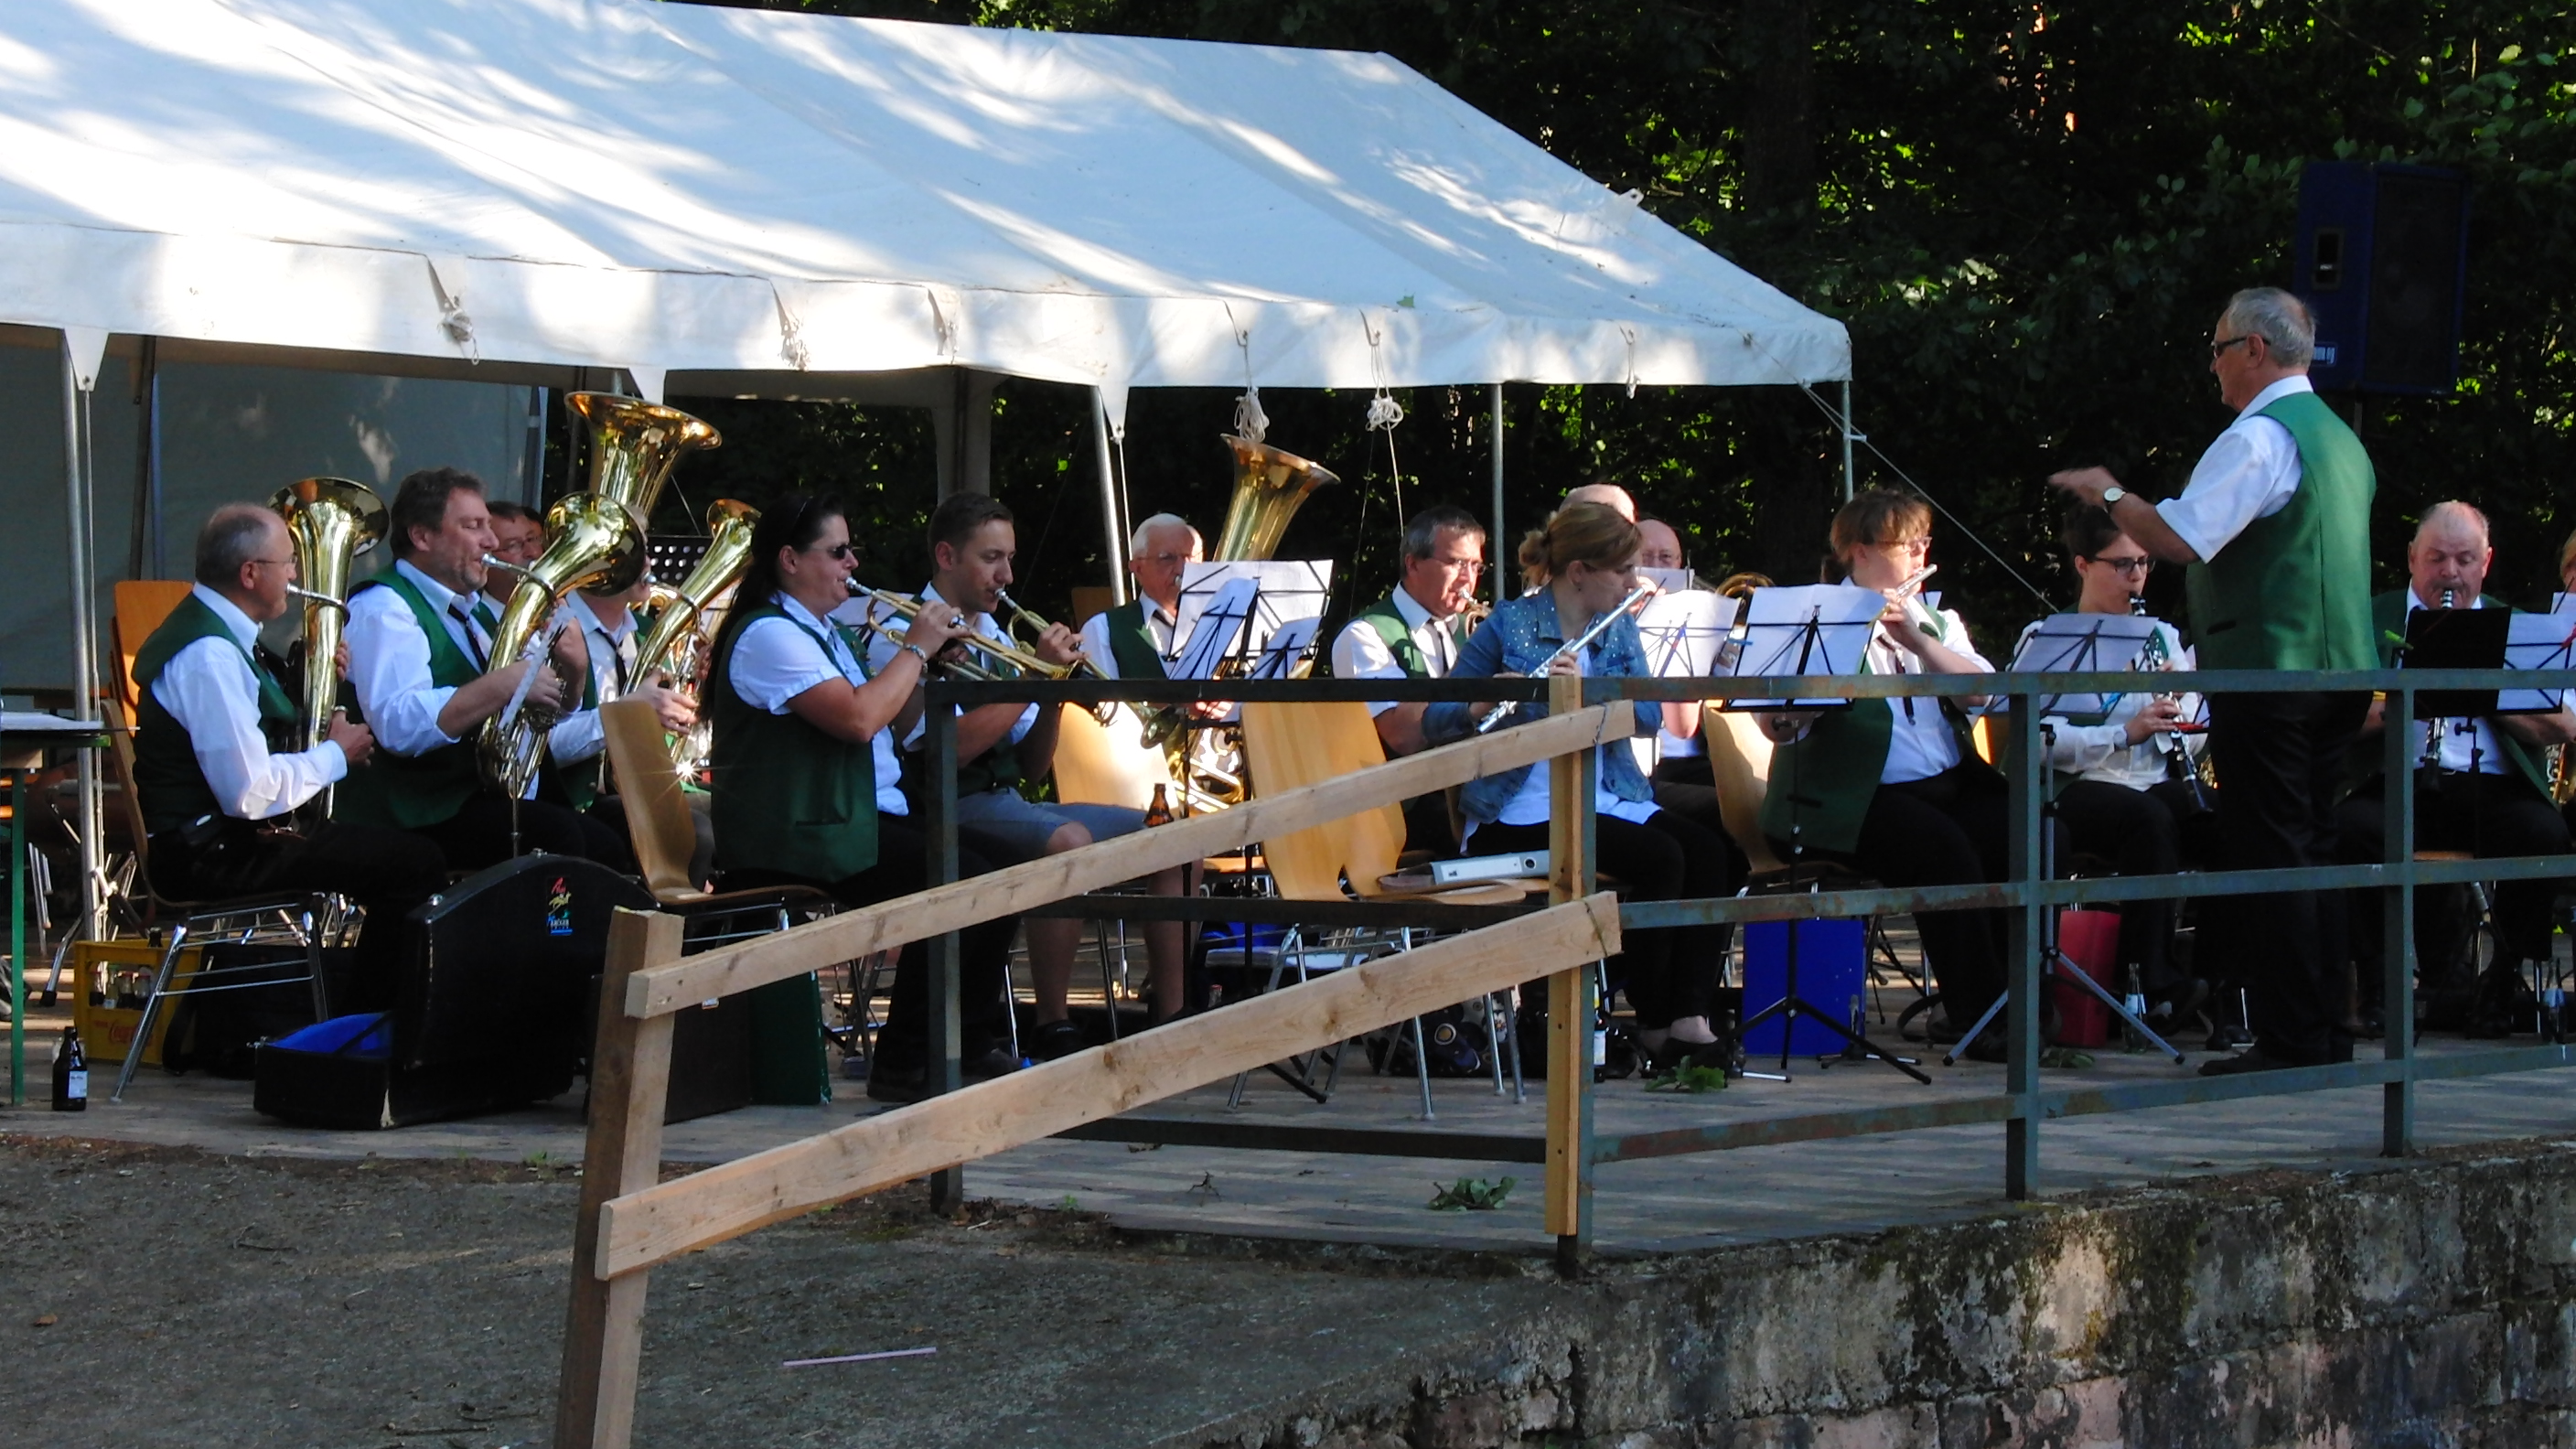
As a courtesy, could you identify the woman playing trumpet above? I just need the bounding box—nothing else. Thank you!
[1425,502,1738,1072]
[1757,489,2010,1058]
[703,495,1032,1103]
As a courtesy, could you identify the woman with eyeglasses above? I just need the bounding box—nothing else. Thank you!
[2009,502,2214,1025]
[1757,489,2010,1058]
[1424,502,1737,1074]
[703,495,1029,1104]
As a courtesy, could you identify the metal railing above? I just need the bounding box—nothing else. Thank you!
[918,663,2576,1258]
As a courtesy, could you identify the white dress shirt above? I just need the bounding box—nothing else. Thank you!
[545,591,638,768]
[148,585,348,821]
[1873,607,1993,785]
[2157,375,2314,564]
[1079,596,1181,681]
[732,591,908,814]
[2404,592,2508,774]
[2014,616,2207,788]
[345,558,494,758]
[851,584,1039,752]
[1329,584,1459,717]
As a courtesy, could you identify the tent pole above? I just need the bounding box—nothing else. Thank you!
[1092,390,1128,607]
[1841,378,1857,502]
[59,336,103,946]
[1488,382,1506,605]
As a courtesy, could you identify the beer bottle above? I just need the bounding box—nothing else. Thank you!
[51,1026,87,1112]
[1143,783,1174,829]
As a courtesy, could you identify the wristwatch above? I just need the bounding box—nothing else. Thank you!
[2099,484,2127,507]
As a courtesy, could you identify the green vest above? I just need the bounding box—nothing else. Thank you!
[1351,592,1443,678]
[2356,589,2551,800]
[333,570,493,830]
[1100,598,1171,681]
[2184,389,2377,671]
[538,643,603,814]
[897,594,1021,800]
[1756,615,1990,855]
[708,603,880,882]
[130,593,302,835]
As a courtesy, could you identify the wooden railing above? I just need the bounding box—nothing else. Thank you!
[553,679,1626,1449]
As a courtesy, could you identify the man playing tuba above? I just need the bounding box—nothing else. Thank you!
[132,505,447,1007]
[338,468,626,870]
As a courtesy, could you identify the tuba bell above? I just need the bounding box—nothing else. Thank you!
[1213,435,1338,563]
[271,477,387,821]
[477,491,649,800]
[565,392,722,531]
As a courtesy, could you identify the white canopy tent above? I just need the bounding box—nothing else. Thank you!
[0,0,1851,934]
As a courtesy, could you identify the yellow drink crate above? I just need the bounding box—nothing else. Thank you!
[68,939,205,1067]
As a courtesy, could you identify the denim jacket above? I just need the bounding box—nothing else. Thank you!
[1422,589,1662,826]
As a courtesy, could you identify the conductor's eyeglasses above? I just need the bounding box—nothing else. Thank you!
[2088,553,2153,574]
[2209,334,2254,360]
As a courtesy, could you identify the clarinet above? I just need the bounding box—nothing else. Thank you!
[2130,595,2195,785]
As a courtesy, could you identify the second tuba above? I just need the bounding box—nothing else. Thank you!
[634,499,760,774]
[271,477,386,821]
[478,492,649,800]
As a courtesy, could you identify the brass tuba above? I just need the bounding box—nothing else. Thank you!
[1213,435,1338,563]
[478,493,649,798]
[271,477,387,821]
[634,499,759,773]
[566,392,722,526]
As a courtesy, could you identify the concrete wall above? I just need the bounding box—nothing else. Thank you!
[1174,1143,2576,1448]
[0,338,537,692]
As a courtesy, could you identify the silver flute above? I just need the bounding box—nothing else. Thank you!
[1475,584,1656,733]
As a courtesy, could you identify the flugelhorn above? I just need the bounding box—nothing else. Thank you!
[271,477,386,823]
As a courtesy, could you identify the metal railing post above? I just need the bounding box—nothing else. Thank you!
[1543,672,1596,1275]
[926,696,966,1211]
[2004,692,2043,1199]
[2382,683,2417,1157]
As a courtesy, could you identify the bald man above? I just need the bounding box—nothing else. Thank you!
[1637,517,1685,571]
[2334,501,2576,1037]
[1564,482,1637,521]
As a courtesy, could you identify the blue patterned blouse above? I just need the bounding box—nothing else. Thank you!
[1422,589,1663,826]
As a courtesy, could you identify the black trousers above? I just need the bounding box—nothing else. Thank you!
[1475,808,1736,1030]
[2338,769,2571,972]
[411,792,633,875]
[726,817,1025,1072]
[1777,765,2012,1032]
[1399,793,1458,859]
[1651,754,1748,955]
[2205,690,2369,1063]
[2052,779,2184,993]
[151,820,448,1014]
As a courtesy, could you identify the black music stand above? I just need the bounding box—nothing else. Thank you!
[1722,594,1929,1082]
[2402,605,2511,720]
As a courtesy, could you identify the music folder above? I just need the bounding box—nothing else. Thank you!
[2401,605,2512,718]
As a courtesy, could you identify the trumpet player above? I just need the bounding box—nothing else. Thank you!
[1757,489,2010,1059]
[868,492,1191,1057]
[2334,502,2576,1036]
[339,468,623,870]
[1425,502,1734,1073]
[2011,503,2212,1025]
[1330,503,1487,853]
[132,505,445,1007]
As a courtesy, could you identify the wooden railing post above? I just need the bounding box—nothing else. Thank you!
[555,908,683,1449]
[1543,672,1596,1276]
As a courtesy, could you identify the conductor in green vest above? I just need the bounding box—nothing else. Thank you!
[1327,502,1489,854]
[339,468,627,870]
[131,504,447,1007]
[2050,286,2377,1075]
[2334,502,2575,1036]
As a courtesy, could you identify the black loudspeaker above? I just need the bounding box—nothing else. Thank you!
[2296,161,2469,394]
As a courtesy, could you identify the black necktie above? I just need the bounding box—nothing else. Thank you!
[448,604,489,671]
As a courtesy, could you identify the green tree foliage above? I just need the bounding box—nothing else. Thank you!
[663,1,2576,635]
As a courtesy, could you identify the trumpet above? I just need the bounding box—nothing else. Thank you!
[993,587,1125,727]
[1475,584,1655,733]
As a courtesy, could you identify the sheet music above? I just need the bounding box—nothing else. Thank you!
[1637,590,1738,678]
[1171,577,1258,680]
[1637,565,1699,596]
[2501,610,2576,714]
[1246,616,1322,680]
[1720,584,1884,709]
[2008,614,2159,724]
[1175,561,1332,671]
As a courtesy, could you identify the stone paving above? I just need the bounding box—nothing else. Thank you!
[9,983,2571,1258]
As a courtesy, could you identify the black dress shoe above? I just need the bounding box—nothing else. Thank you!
[2198,1046,2306,1077]
[864,1064,929,1104]
[961,1046,1023,1080]
[1028,1018,1088,1061]
[1960,1029,2009,1064]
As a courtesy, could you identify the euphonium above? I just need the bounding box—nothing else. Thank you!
[1214,435,1338,563]
[634,500,760,774]
[271,477,386,821]
[477,493,648,798]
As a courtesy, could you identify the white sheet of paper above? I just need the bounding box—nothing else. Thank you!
[1637,590,1738,678]
[1722,584,1884,709]
[1171,576,1258,680]
[1247,616,1322,680]
[1637,565,1698,596]
[2501,610,2576,714]
[2010,613,2160,724]
[1175,560,1333,673]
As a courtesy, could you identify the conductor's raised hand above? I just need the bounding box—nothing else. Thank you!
[2046,467,2123,510]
